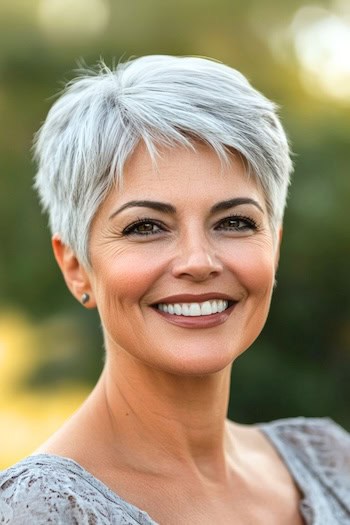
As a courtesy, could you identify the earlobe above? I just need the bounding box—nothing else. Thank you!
[51,235,96,308]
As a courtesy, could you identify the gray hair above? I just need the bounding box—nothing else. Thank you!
[34,55,293,267]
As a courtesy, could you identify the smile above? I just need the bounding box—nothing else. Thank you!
[156,300,231,317]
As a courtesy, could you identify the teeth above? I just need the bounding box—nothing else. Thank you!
[189,303,201,316]
[156,300,230,317]
[200,301,212,315]
[174,304,182,315]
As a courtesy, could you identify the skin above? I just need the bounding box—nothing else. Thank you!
[41,142,304,524]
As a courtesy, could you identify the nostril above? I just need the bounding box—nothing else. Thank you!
[171,252,223,281]
[173,267,221,282]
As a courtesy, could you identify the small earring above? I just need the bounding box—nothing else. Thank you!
[81,292,90,305]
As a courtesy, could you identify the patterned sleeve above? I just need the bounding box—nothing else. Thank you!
[305,418,350,502]
[271,417,350,513]
[0,462,141,525]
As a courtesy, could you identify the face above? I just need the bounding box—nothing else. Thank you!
[86,142,281,376]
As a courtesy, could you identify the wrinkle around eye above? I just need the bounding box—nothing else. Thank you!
[241,231,276,250]
[92,226,170,261]
[92,236,134,262]
[92,227,130,253]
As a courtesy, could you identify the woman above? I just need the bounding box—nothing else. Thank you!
[0,55,349,524]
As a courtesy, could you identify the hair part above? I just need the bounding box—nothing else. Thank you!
[33,55,293,267]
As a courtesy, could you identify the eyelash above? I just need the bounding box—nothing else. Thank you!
[122,215,259,236]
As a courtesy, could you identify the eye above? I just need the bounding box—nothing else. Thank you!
[122,218,166,236]
[215,215,258,232]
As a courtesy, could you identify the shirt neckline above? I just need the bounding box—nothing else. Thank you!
[15,420,314,525]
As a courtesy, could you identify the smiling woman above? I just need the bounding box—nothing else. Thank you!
[0,56,349,525]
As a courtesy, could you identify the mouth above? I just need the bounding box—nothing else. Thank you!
[155,299,234,317]
[150,294,237,328]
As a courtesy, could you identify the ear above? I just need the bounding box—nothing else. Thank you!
[274,226,283,271]
[52,234,96,308]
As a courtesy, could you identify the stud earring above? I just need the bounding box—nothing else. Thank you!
[81,292,90,305]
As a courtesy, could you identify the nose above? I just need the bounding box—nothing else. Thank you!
[171,232,223,282]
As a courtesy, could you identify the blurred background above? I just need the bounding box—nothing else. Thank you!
[1,0,349,469]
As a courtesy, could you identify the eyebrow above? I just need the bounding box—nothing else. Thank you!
[210,197,264,214]
[109,200,176,219]
[109,197,264,219]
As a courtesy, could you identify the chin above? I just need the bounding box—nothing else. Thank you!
[147,343,243,377]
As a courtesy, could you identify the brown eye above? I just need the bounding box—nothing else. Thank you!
[221,218,245,229]
[216,215,258,232]
[122,219,165,236]
[136,222,156,232]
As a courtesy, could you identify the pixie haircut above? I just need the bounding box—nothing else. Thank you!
[34,55,293,267]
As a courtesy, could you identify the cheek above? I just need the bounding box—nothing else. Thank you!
[92,246,167,307]
[224,242,276,295]
[227,244,276,350]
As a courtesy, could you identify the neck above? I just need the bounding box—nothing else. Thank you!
[86,351,233,479]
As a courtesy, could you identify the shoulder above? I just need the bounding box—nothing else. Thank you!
[0,455,111,524]
[0,454,151,524]
[260,416,350,456]
[259,417,350,493]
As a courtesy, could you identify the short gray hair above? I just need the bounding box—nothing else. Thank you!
[34,55,293,267]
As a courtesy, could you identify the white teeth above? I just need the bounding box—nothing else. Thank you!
[200,301,212,315]
[182,304,190,316]
[189,303,201,316]
[211,301,218,314]
[156,299,230,317]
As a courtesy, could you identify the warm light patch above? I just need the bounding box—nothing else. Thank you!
[0,389,89,468]
[0,310,89,469]
[291,4,350,102]
[37,0,110,42]
[0,311,37,392]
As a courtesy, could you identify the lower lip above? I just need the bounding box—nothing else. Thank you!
[152,303,237,328]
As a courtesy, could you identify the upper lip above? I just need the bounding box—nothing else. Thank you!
[152,293,237,304]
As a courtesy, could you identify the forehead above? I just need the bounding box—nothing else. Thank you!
[100,141,266,217]
[116,143,262,200]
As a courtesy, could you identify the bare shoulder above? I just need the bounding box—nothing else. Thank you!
[226,418,302,490]
[224,419,305,524]
[226,418,280,456]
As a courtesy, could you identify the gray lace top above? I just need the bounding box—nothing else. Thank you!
[0,417,349,524]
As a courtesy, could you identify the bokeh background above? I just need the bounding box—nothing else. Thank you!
[1,0,350,469]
